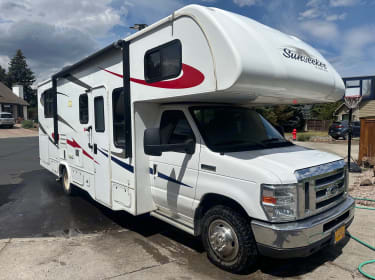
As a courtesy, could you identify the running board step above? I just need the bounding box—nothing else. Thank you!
[150,211,194,236]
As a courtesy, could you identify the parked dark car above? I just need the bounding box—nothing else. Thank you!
[329,120,360,140]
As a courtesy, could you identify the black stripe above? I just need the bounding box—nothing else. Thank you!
[57,92,69,97]
[63,74,92,90]
[58,115,76,132]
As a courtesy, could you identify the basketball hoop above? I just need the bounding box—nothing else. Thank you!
[344,95,362,109]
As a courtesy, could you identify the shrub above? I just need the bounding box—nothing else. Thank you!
[297,134,311,142]
[21,120,34,129]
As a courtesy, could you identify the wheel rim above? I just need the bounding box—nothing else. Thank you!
[208,219,239,262]
[63,171,70,191]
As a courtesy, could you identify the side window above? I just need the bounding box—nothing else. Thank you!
[144,40,182,83]
[160,110,195,147]
[94,96,105,132]
[112,87,125,148]
[79,94,89,124]
[43,89,54,118]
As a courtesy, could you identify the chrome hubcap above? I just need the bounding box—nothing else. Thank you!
[208,219,239,261]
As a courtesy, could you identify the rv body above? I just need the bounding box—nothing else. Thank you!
[38,5,354,273]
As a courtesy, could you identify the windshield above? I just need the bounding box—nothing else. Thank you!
[190,106,293,153]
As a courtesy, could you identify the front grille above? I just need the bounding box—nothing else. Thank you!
[316,171,344,186]
[295,160,347,219]
[317,193,344,209]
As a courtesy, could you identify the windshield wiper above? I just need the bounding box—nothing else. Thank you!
[262,138,293,146]
[214,140,266,148]
[262,138,287,143]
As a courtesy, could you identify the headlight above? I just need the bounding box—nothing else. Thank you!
[261,184,297,222]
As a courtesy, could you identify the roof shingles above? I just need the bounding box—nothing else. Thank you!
[0,82,29,106]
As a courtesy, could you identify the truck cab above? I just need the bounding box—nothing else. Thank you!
[144,103,354,272]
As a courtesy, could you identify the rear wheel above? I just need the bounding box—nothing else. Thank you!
[201,205,258,274]
[62,168,73,195]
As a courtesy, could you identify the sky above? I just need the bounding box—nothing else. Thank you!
[0,0,374,84]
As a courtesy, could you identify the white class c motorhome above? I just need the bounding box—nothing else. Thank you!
[38,5,354,273]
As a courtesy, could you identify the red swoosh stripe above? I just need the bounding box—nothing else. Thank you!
[101,63,204,89]
[67,139,98,164]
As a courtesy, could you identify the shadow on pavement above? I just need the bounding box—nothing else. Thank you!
[0,168,347,277]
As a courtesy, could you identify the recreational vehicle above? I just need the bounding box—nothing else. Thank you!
[38,5,354,273]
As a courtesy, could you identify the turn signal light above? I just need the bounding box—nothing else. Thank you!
[262,196,277,204]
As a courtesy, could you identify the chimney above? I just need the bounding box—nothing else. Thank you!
[12,84,24,99]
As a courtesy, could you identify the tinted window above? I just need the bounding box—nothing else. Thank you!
[145,40,182,83]
[160,111,194,146]
[43,89,54,118]
[94,96,105,132]
[79,94,89,124]
[112,88,125,148]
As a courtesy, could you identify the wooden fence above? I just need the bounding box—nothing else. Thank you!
[359,118,375,164]
[306,120,333,131]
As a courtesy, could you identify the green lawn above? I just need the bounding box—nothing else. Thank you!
[285,131,328,138]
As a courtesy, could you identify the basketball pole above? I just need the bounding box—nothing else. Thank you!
[347,107,353,171]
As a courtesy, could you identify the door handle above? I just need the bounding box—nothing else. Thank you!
[153,164,157,176]
[94,144,97,154]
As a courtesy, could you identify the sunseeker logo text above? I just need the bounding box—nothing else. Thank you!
[282,48,327,71]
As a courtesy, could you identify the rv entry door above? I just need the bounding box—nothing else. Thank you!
[91,87,111,206]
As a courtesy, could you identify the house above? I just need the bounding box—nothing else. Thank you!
[334,75,375,121]
[0,82,29,120]
[333,103,359,121]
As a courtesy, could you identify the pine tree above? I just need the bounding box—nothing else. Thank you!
[7,50,35,104]
[0,65,6,84]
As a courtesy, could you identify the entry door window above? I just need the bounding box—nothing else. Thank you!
[160,110,195,147]
[94,96,105,132]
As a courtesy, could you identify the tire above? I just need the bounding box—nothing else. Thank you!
[332,136,339,140]
[62,168,73,195]
[342,134,347,140]
[201,205,258,274]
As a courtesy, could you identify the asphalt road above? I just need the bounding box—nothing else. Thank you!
[0,137,373,279]
[0,137,168,239]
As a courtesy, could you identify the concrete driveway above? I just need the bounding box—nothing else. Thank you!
[295,141,359,161]
[0,125,38,139]
[0,137,373,279]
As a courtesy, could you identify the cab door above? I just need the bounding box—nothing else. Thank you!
[91,87,111,206]
[150,109,200,222]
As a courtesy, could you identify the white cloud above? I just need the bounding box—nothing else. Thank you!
[298,8,320,20]
[328,25,375,76]
[325,13,347,21]
[301,20,338,41]
[0,55,10,70]
[0,0,184,82]
[329,0,360,7]
[233,0,262,7]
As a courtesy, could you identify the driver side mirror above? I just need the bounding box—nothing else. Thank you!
[144,128,195,156]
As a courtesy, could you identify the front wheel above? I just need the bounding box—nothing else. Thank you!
[201,205,258,274]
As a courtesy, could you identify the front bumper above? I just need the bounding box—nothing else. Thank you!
[251,196,355,258]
